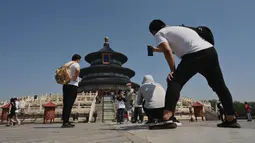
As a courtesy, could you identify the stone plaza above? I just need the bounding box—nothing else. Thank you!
[0,120,254,143]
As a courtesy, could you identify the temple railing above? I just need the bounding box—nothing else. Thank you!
[88,92,98,122]
[113,100,117,121]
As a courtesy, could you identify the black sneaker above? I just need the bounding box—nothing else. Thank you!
[61,122,75,128]
[151,118,177,129]
[217,118,241,128]
[172,116,182,126]
[145,120,154,124]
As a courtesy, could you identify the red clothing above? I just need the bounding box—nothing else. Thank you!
[245,104,251,112]
[124,113,128,119]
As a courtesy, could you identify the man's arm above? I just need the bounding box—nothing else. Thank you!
[151,46,162,53]
[150,33,175,72]
[157,42,175,72]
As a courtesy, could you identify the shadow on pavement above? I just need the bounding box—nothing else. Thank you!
[33,126,62,129]
[101,124,149,131]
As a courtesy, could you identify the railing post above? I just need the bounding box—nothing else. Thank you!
[88,94,97,123]
[102,95,104,123]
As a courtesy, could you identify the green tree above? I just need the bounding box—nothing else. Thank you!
[208,99,217,111]
[233,101,245,116]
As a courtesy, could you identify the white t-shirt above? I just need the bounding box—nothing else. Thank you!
[116,97,126,109]
[118,100,126,109]
[15,101,20,113]
[68,62,81,87]
[155,26,213,59]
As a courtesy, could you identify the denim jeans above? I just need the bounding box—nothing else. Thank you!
[117,108,125,122]
[247,112,252,121]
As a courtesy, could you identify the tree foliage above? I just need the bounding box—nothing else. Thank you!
[233,101,255,116]
[208,99,255,116]
[208,99,218,111]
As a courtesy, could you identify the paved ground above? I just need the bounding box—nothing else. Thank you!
[0,120,254,143]
[113,120,255,143]
[0,123,148,143]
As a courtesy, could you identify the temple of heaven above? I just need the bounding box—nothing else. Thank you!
[78,37,140,92]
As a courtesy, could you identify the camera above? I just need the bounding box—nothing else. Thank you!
[147,45,153,56]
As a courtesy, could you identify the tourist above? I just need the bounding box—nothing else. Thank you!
[116,90,126,124]
[217,101,225,122]
[244,102,252,122]
[72,113,79,122]
[14,98,21,125]
[148,19,240,128]
[136,75,181,126]
[93,110,97,122]
[62,54,81,128]
[132,91,144,123]
[6,98,16,126]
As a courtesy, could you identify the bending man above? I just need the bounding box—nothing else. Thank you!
[148,19,240,128]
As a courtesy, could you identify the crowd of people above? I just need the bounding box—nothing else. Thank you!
[110,75,182,126]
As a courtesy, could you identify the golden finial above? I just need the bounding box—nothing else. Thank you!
[104,37,109,43]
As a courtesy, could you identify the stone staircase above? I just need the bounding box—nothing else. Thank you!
[204,109,219,121]
[102,96,115,122]
[94,96,116,122]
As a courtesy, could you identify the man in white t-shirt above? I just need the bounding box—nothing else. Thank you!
[147,19,240,128]
[62,54,81,128]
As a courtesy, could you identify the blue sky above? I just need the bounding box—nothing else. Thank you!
[0,0,254,101]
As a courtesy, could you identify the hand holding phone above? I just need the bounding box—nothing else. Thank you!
[147,45,153,56]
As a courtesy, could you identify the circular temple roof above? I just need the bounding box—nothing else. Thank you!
[78,78,140,90]
[80,65,135,78]
[85,37,128,64]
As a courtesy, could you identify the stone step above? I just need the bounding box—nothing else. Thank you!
[104,105,114,109]
[103,97,112,100]
[104,116,115,120]
[104,111,115,116]
[104,109,114,112]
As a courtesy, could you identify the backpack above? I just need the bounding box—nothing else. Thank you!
[180,24,215,45]
[55,61,74,85]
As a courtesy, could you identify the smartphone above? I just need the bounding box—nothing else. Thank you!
[147,46,153,56]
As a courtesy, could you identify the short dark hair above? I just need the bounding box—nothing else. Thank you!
[149,19,166,34]
[72,54,81,61]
